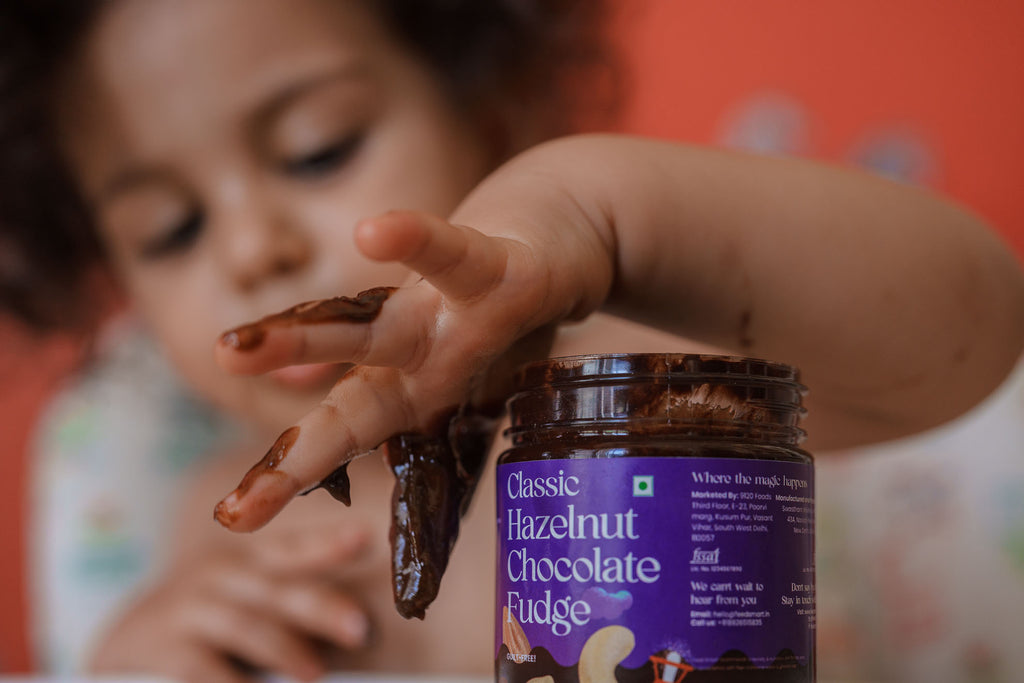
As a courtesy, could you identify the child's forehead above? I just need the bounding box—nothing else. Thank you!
[66,3,408,127]
[78,0,398,96]
[56,0,423,196]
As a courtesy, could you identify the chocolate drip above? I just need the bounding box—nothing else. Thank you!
[314,463,352,506]
[386,405,500,619]
[387,432,459,619]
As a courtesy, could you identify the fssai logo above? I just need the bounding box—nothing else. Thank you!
[690,547,720,565]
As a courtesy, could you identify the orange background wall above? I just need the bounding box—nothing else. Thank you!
[609,0,1024,256]
[2,0,1022,671]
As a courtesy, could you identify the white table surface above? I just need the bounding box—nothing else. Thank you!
[0,677,860,682]
[0,677,490,683]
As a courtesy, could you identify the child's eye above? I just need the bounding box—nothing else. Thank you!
[139,209,204,260]
[281,132,364,179]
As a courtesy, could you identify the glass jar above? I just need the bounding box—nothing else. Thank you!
[495,354,815,683]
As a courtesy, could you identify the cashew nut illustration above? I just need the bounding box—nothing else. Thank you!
[578,625,635,683]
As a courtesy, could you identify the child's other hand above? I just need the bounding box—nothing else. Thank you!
[88,524,371,683]
[213,207,611,532]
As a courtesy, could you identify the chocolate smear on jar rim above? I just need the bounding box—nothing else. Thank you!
[505,353,806,445]
[220,286,397,351]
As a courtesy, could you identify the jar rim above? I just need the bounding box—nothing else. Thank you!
[515,353,803,390]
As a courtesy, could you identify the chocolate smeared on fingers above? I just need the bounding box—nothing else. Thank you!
[220,287,397,351]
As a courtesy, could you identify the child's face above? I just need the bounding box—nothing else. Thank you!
[55,0,492,432]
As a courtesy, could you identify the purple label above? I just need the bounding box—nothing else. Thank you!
[496,457,815,677]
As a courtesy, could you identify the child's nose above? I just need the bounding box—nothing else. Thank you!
[215,205,312,292]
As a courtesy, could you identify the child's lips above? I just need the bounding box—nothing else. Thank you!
[267,362,349,390]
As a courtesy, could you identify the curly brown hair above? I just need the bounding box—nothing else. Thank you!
[0,0,613,333]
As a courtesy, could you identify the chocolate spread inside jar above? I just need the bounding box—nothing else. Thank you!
[495,354,815,683]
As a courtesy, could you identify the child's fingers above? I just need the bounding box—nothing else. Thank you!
[355,210,513,302]
[214,370,415,532]
[252,524,371,576]
[207,566,370,650]
[168,649,255,683]
[181,599,325,682]
[272,580,370,649]
[215,287,435,375]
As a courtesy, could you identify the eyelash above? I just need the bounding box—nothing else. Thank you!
[139,209,204,260]
[281,131,365,179]
[131,133,362,260]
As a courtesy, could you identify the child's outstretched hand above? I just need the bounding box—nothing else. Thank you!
[212,200,611,617]
[210,135,1024,616]
[88,523,372,683]
[212,207,609,534]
